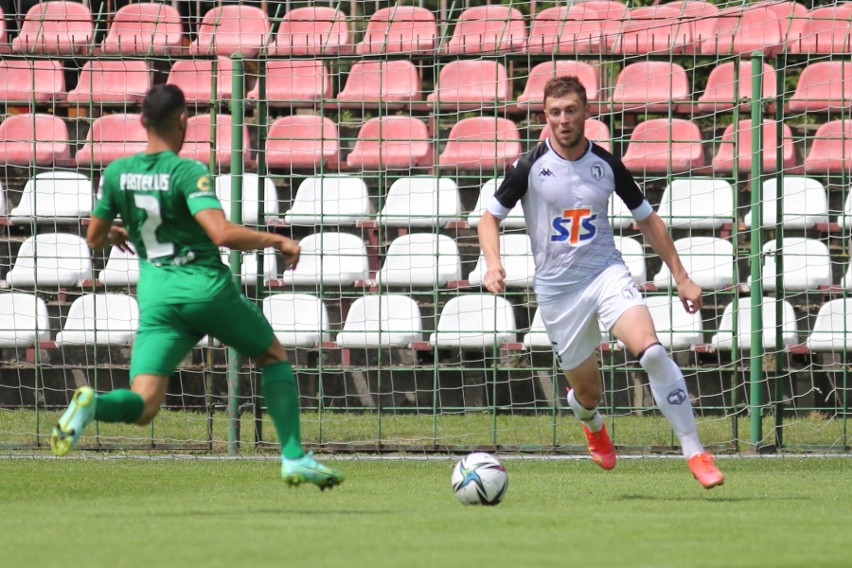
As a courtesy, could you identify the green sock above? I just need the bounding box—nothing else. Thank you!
[262,361,304,460]
[94,389,144,423]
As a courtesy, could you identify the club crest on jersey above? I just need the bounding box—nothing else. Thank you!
[591,162,605,180]
[550,207,598,245]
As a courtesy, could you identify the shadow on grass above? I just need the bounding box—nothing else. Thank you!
[134,509,395,517]
[617,494,808,503]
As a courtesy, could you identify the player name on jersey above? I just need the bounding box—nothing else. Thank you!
[120,173,171,191]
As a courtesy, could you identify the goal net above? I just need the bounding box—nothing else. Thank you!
[2,0,852,455]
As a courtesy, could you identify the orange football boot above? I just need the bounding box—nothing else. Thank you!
[688,452,725,489]
[582,423,617,470]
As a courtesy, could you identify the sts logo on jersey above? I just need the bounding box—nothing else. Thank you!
[551,207,598,245]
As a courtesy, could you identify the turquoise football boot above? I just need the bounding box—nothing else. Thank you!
[50,386,96,456]
[281,452,344,490]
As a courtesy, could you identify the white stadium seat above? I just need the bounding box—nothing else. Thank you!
[215,173,279,225]
[277,232,369,286]
[467,177,525,228]
[221,248,278,285]
[656,177,735,229]
[614,236,646,285]
[6,233,91,287]
[645,295,705,350]
[9,171,92,224]
[430,294,517,350]
[376,233,461,288]
[54,293,139,345]
[710,296,798,351]
[98,245,140,286]
[758,238,831,292]
[468,234,534,288]
[283,175,371,226]
[336,294,423,348]
[743,177,829,230]
[653,236,734,291]
[0,292,50,347]
[262,293,329,347]
[378,176,462,228]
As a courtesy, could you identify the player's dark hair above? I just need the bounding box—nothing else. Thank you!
[141,85,186,132]
[543,76,588,107]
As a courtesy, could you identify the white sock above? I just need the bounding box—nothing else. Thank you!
[639,343,704,459]
[566,388,604,433]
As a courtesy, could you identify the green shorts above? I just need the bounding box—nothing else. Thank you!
[130,282,274,380]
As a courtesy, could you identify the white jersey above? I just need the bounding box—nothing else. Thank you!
[486,138,653,302]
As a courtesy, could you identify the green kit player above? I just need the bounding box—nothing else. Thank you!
[51,84,343,490]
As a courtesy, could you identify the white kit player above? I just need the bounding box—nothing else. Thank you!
[477,76,724,489]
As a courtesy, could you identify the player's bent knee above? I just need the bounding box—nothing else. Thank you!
[638,342,679,385]
[254,338,288,368]
[135,403,161,426]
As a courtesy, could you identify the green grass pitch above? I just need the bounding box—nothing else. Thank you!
[1,457,850,567]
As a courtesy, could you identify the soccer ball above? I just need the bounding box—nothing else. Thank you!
[451,452,508,506]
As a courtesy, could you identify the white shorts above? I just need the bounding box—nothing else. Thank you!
[537,264,645,371]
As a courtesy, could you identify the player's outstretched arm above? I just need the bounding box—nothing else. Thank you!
[477,211,507,295]
[194,208,300,267]
[86,215,134,253]
[636,211,702,313]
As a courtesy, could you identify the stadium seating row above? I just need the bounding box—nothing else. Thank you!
[2,289,852,354]
[4,58,851,115]
[3,111,851,174]
[3,172,851,232]
[1,229,847,294]
[2,2,851,57]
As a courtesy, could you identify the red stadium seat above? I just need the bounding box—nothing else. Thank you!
[167,57,234,104]
[346,116,433,170]
[540,118,611,152]
[268,7,350,56]
[444,5,526,55]
[190,5,269,57]
[789,62,852,113]
[712,120,796,174]
[566,1,628,43]
[788,5,852,54]
[337,60,421,109]
[527,7,603,53]
[179,114,250,167]
[804,120,852,174]
[246,60,331,107]
[609,5,693,54]
[356,6,436,54]
[266,115,339,170]
[427,60,510,110]
[0,60,64,104]
[664,1,719,45]
[753,1,808,44]
[438,117,521,171]
[67,60,150,104]
[610,61,690,113]
[75,113,147,167]
[697,61,777,113]
[0,6,7,48]
[12,1,93,55]
[517,60,599,112]
[701,5,784,55]
[0,114,70,166]
[621,119,704,174]
[101,3,183,55]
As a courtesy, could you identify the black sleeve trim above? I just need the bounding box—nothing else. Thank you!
[493,142,547,209]
[591,143,645,210]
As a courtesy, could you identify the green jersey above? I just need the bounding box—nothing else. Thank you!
[93,151,231,308]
